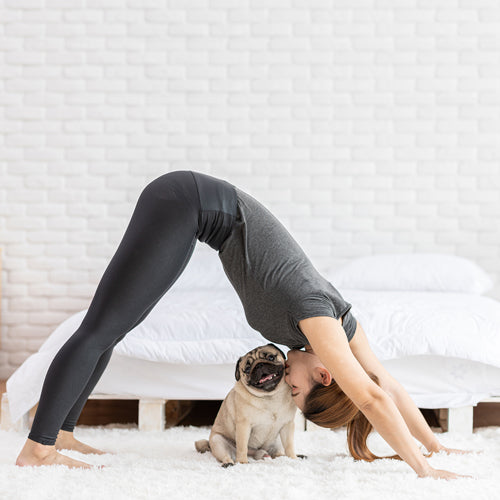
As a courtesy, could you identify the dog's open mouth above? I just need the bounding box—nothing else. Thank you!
[259,373,277,384]
[250,363,284,391]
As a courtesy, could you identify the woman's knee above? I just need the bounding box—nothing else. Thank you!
[70,318,125,351]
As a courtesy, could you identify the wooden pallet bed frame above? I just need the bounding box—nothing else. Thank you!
[2,392,499,435]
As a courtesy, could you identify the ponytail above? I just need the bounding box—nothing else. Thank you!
[302,372,425,462]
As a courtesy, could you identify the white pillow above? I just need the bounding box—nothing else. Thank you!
[327,253,494,295]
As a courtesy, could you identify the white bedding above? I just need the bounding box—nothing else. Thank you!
[6,252,500,424]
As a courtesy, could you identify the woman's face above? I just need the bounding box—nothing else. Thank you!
[284,346,332,412]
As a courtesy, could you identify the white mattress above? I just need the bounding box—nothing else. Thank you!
[6,252,500,423]
[89,353,500,410]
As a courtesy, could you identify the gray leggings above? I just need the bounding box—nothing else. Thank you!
[28,170,237,445]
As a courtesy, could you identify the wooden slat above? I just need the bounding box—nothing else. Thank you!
[2,378,500,429]
[480,396,500,403]
[87,394,142,400]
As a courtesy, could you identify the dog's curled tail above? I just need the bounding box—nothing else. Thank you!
[195,439,211,453]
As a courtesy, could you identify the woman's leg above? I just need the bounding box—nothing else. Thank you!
[16,171,200,467]
[55,303,160,457]
[58,302,157,438]
[53,348,116,455]
[58,347,114,436]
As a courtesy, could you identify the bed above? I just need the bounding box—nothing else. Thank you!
[3,250,500,436]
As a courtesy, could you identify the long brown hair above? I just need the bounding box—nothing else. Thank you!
[302,372,433,461]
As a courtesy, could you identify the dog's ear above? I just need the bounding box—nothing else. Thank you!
[267,343,286,360]
[235,356,242,381]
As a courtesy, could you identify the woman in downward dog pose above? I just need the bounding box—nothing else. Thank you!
[16,171,471,478]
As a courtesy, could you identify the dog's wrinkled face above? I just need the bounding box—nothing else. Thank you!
[235,344,286,396]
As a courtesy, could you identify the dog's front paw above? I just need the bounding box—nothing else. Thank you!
[222,462,235,468]
[297,454,308,459]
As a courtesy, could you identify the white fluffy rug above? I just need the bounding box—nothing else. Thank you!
[0,424,498,500]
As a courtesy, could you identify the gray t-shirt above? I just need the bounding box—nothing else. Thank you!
[218,187,356,349]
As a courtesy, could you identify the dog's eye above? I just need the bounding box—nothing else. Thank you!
[244,365,251,374]
[267,354,276,361]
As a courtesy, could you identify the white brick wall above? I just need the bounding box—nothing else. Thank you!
[1,1,499,378]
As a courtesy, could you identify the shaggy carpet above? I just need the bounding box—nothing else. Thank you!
[0,424,498,500]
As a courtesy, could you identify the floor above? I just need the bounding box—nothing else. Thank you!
[2,379,499,429]
[3,424,499,499]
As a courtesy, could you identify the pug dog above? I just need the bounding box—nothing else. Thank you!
[195,343,304,467]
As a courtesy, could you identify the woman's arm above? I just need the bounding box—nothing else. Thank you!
[299,316,469,479]
[348,321,473,456]
[347,321,442,453]
[375,373,473,456]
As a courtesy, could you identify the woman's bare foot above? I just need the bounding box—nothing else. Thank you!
[16,438,97,469]
[55,430,111,455]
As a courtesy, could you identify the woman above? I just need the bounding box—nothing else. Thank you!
[16,171,471,478]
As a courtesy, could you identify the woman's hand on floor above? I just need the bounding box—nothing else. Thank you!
[419,467,475,480]
[433,444,481,455]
